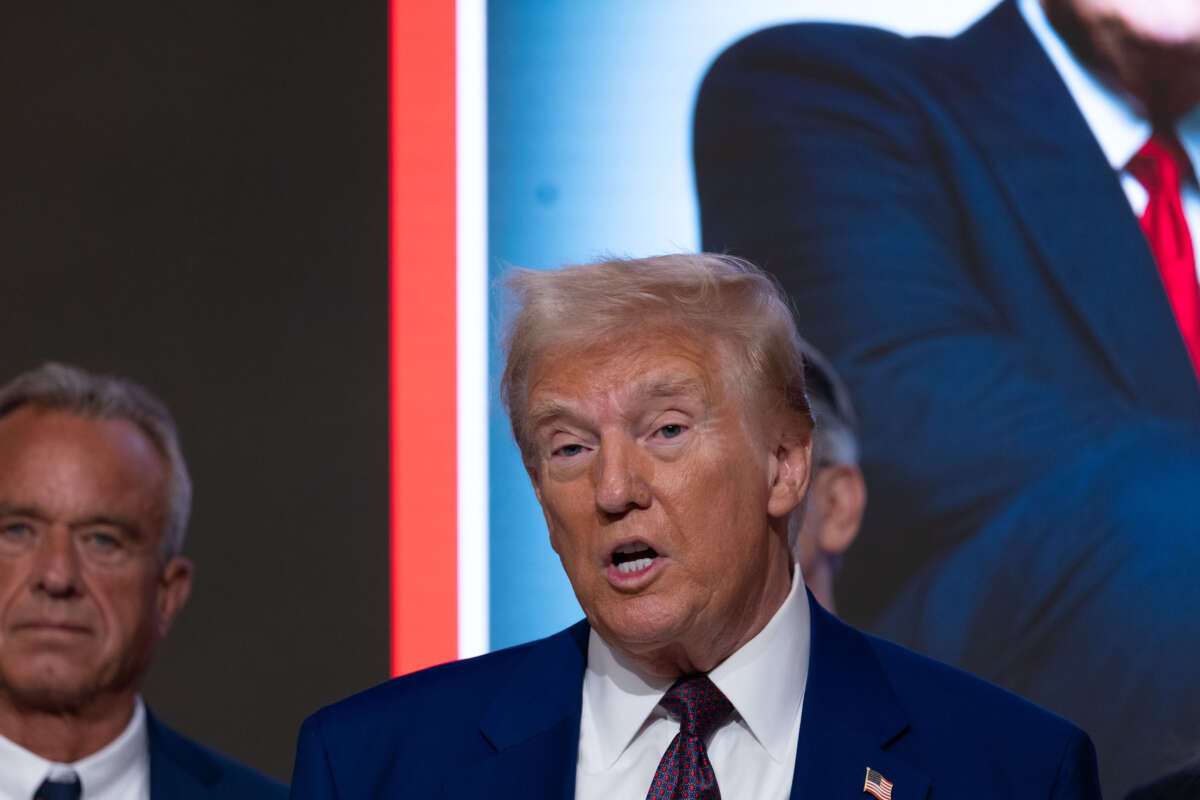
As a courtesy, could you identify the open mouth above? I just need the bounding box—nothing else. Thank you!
[611,541,659,574]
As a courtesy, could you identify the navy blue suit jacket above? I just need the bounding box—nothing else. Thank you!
[290,593,1099,799]
[695,0,1200,623]
[147,712,287,799]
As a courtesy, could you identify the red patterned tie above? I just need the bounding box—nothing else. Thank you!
[646,675,733,800]
[1128,132,1200,380]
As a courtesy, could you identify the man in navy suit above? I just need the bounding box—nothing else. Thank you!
[0,364,284,799]
[694,0,1200,794]
[291,254,1099,799]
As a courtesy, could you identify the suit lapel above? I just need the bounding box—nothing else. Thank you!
[442,622,589,800]
[931,0,1200,416]
[792,595,930,800]
[147,711,220,799]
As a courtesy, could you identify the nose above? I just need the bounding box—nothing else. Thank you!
[593,435,652,516]
[31,528,83,599]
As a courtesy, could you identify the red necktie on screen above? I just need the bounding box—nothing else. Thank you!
[1127,132,1200,380]
[646,675,733,800]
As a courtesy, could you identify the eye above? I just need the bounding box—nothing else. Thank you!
[0,522,33,540]
[658,424,685,439]
[0,521,37,555]
[80,530,127,559]
[553,443,586,458]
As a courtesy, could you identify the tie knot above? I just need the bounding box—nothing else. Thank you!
[35,773,82,800]
[1129,132,1193,192]
[659,674,733,740]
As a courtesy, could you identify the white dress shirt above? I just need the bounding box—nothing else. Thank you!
[575,567,810,800]
[0,696,150,800]
[1019,0,1200,280]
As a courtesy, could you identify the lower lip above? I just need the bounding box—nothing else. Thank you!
[14,625,90,637]
[605,555,666,588]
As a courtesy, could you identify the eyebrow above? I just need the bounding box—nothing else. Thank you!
[0,503,142,540]
[71,515,144,541]
[630,376,708,404]
[527,374,710,432]
[0,503,48,521]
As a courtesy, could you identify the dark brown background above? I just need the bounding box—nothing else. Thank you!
[1,3,389,781]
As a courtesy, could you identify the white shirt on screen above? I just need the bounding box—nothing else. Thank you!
[1019,0,1200,277]
[0,696,150,800]
[575,565,809,800]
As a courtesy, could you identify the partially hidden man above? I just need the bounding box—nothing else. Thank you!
[0,364,285,799]
[290,254,1100,799]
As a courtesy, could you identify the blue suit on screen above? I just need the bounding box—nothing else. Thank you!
[289,592,1099,799]
[148,712,287,798]
[693,0,1200,794]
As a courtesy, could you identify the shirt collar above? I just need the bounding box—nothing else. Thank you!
[1017,0,1150,171]
[0,696,149,799]
[707,565,810,762]
[581,565,810,767]
[1179,105,1200,179]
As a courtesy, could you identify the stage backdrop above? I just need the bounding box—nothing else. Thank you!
[5,3,387,782]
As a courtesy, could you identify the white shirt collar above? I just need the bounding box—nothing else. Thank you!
[581,565,810,768]
[0,696,148,799]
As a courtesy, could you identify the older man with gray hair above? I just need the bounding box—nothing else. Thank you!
[291,253,1099,799]
[790,344,866,615]
[0,363,284,799]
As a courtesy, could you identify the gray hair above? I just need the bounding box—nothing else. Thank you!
[500,253,813,468]
[789,343,859,549]
[802,345,859,469]
[0,363,191,559]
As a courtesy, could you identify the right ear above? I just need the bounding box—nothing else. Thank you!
[814,464,866,556]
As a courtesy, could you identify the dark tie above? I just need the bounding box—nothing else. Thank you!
[34,774,82,800]
[1128,132,1200,380]
[646,674,734,800]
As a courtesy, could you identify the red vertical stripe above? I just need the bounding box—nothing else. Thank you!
[389,0,458,676]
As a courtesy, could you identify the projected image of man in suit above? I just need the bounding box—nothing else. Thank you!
[291,254,1100,799]
[695,0,1200,794]
[0,364,284,799]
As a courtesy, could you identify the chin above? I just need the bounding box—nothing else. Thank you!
[3,679,102,714]
[591,598,691,653]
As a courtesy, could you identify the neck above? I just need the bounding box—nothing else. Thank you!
[0,691,136,763]
[806,562,836,616]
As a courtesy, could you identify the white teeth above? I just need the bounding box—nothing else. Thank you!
[615,542,648,555]
[616,557,654,574]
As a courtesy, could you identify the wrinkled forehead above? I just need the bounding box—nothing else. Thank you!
[523,326,750,422]
[0,406,169,508]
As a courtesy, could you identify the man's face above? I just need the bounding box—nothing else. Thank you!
[525,329,807,674]
[0,406,191,712]
[1045,0,1200,117]
[1057,0,1200,46]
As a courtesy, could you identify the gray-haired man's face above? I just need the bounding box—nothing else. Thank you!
[0,407,192,713]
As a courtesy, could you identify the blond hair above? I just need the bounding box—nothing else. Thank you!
[500,253,812,465]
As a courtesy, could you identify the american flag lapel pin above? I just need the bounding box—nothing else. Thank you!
[863,766,894,800]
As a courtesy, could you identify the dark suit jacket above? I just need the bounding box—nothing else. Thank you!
[695,0,1200,622]
[289,592,1099,799]
[148,711,287,799]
